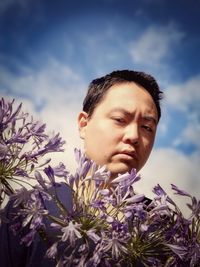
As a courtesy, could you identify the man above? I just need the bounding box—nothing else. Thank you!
[0,70,162,266]
[78,70,162,177]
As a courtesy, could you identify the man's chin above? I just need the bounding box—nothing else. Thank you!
[107,162,138,177]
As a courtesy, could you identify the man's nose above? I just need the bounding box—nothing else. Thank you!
[122,124,139,145]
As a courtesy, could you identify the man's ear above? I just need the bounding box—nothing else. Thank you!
[77,111,89,139]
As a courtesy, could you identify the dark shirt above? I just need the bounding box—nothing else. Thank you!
[0,184,73,267]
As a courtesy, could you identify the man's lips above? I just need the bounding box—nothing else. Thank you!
[116,150,138,161]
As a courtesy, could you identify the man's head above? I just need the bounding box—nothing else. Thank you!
[78,70,163,177]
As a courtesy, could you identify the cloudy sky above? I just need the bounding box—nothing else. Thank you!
[0,0,200,213]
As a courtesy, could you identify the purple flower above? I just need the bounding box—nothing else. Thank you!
[190,242,200,266]
[124,202,147,221]
[112,221,128,234]
[102,231,127,260]
[43,163,68,187]
[27,121,48,144]
[0,99,23,131]
[150,204,169,214]
[140,223,148,232]
[10,187,30,207]
[52,162,69,178]
[14,168,28,177]
[44,165,56,186]
[187,197,200,217]
[6,132,29,144]
[44,133,65,152]
[153,184,175,206]
[0,98,66,206]
[146,257,162,266]
[86,229,101,243]
[91,199,106,210]
[111,169,140,189]
[171,184,191,198]
[166,244,188,260]
[76,159,93,179]
[74,148,85,165]
[61,221,82,246]
[46,242,58,259]
[35,171,48,190]
[88,165,110,186]
[153,183,167,196]
[30,134,65,158]
[18,191,48,231]
[125,194,145,204]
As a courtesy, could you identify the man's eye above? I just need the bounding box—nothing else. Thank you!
[142,125,153,132]
[112,117,125,124]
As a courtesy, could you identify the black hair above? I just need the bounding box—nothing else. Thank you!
[83,70,163,121]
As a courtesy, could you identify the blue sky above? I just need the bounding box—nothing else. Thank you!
[0,0,200,213]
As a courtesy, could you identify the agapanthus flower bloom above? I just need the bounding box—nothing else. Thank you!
[1,98,200,267]
[18,191,48,230]
[171,183,192,197]
[0,98,66,206]
[102,231,128,260]
[61,221,82,245]
[46,242,58,259]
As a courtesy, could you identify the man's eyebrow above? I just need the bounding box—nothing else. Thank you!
[109,108,158,124]
[109,108,132,116]
[143,115,157,125]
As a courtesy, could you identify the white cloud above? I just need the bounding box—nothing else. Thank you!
[165,75,200,148]
[0,58,86,106]
[182,124,200,148]
[39,100,83,172]
[0,59,87,172]
[173,122,200,149]
[166,75,200,113]
[137,148,200,215]
[129,23,184,67]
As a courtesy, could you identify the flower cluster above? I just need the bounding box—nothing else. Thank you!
[0,98,65,206]
[0,98,200,266]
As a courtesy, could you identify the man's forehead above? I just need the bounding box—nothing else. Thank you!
[91,81,158,119]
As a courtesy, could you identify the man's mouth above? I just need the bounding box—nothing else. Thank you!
[117,150,138,161]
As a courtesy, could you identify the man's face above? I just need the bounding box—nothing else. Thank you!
[78,82,158,177]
